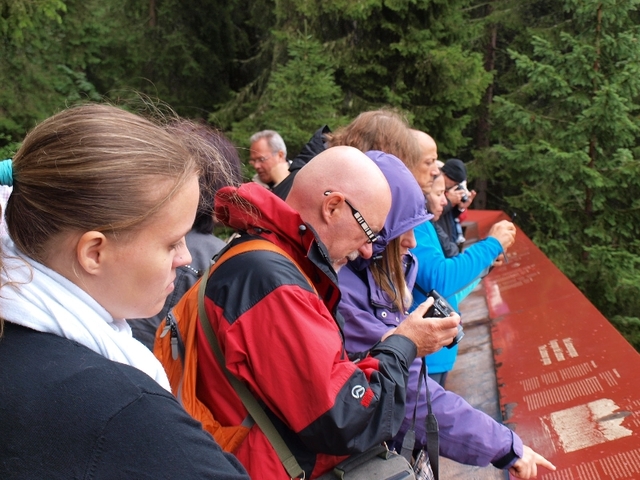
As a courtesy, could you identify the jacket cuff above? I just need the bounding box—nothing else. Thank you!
[491,429,524,469]
[372,334,417,367]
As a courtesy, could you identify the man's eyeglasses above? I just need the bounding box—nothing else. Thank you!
[324,191,380,244]
[249,153,274,165]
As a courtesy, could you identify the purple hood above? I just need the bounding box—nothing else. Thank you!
[350,150,431,270]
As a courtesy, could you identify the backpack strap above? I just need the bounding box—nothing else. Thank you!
[198,238,306,479]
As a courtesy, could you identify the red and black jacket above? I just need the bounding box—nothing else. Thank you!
[196,183,417,479]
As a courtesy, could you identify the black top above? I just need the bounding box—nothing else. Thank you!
[435,200,463,251]
[433,220,461,258]
[0,322,249,479]
[271,125,330,200]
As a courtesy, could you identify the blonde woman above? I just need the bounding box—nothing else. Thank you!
[0,104,248,479]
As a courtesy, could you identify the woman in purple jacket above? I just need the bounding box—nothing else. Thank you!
[338,150,555,479]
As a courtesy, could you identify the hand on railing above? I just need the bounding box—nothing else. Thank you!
[488,220,516,250]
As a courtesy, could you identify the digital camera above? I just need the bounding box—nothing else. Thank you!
[423,289,464,349]
[456,184,469,204]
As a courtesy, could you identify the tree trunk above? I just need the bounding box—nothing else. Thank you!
[583,3,602,261]
[149,0,157,27]
[474,21,497,210]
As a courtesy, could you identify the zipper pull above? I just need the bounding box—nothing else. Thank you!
[159,321,171,339]
[171,335,179,360]
[163,312,180,360]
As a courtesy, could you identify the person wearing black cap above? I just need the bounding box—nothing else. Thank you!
[438,158,476,252]
[441,158,467,187]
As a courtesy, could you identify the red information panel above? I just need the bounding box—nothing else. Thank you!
[465,210,640,480]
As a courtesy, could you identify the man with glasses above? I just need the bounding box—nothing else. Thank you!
[249,130,291,189]
[190,146,462,479]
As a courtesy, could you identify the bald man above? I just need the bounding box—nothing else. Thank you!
[410,129,441,192]
[409,130,515,384]
[193,146,461,479]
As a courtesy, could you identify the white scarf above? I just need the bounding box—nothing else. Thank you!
[0,237,171,391]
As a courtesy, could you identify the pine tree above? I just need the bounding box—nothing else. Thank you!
[325,0,492,154]
[469,0,568,208]
[482,0,640,348]
[0,0,103,148]
[214,0,492,157]
[220,33,347,162]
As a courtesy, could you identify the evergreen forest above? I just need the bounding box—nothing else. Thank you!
[2,0,640,349]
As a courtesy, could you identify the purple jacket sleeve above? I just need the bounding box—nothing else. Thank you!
[393,357,523,468]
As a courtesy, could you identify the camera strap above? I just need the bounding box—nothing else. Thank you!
[400,358,439,479]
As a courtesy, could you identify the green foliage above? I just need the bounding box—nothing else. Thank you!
[481,0,640,339]
[323,0,492,155]
[0,0,260,147]
[219,33,348,160]
[0,0,107,144]
[2,0,638,349]
[109,0,256,118]
[609,316,640,352]
[0,0,66,42]
[214,0,492,157]
[0,137,18,160]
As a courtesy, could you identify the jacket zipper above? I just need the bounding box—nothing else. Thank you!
[159,312,181,360]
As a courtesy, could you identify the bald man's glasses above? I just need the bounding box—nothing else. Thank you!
[324,191,380,244]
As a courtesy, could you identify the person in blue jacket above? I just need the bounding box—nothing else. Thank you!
[410,129,516,387]
[338,150,555,479]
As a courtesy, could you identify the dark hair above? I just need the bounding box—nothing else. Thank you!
[166,121,242,234]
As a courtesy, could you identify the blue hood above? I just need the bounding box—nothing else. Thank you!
[350,150,432,270]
